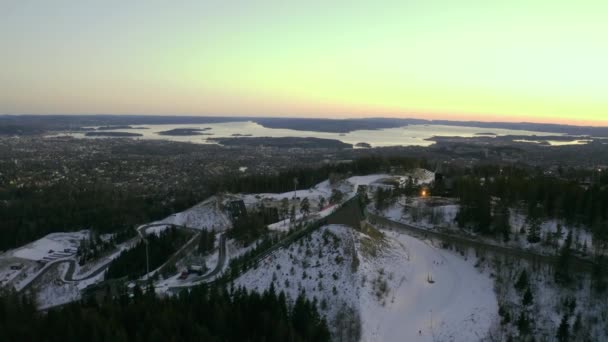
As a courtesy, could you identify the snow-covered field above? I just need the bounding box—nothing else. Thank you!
[10,231,88,261]
[150,196,232,231]
[235,224,497,341]
[372,230,497,342]
[0,231,89,291]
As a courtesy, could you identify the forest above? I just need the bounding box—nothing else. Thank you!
[0,155,424,252]
[105,226,191,280]
[210,156,427,195]
[0,284,330,342]
[448,167,608,249]
[0,179,204,251]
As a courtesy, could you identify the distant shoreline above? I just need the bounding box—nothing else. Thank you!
[2,115,607,137]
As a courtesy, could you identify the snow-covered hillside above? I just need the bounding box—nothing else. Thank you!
[151,196,232,231]
[382,198,595,256]
[235,224,497,341]
[373,230,497,342]
[145,172,433,235]
[11,231,88,261]
[236,225,361,341]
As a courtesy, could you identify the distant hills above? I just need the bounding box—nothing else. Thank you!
[1,114,608,137]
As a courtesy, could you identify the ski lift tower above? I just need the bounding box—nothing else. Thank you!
[143,237,149,278]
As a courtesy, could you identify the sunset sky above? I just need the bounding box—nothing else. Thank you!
[1,1,607,126]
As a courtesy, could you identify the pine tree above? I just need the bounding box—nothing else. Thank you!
[554,223,564,245]
[493,200,511,242]
[522,287,534,306]
[556,314,570,342]
[318,196,326,211]
[280,198,289,220]
[573,312,582,335]
[330,189,343,204]
[555,230,573,284]
[515,269,529,292]
[375,188,390,211]
[516,311,530,336]
[527,216,542,243]
[300,197,310,217]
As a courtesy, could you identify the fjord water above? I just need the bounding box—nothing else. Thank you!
[57,121,564,147]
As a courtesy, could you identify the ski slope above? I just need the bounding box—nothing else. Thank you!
[363,230,497,342]
[235,224,496,341]
[150,196,232,231]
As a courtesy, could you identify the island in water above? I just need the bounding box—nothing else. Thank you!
[96,125,148,130]
[355,142,372,148]
[157,128,212,136]
[85,131,143,137]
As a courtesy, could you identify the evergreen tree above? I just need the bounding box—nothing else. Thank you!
[493,199,511,242]
[374,187,391,211]
[522,287,534,307]
[516,311,530,336]
[573,312,582,335]
[0,285,331,341]
[592,255,607,293]
[330,189,343,204]
[515,269,529,292]
[526,216,542,243]
[555,229,573,284]
[280,198,289,220]
[356,184,369,204]
[556,314,570,342]
[318,196,326,211]
[198,230,215,255]
[300,197,310,217]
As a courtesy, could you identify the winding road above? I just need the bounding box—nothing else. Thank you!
[166,234,226,291]
[18,222,213,293]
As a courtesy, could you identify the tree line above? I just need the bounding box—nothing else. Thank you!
[449,169,608,249]
[0,156,424,252]
[209,156,426,194]
[0,179,205,252]
[106,226,191,280]
[0,283,330,342]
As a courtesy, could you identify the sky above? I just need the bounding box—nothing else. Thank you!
[1,0,607,126]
